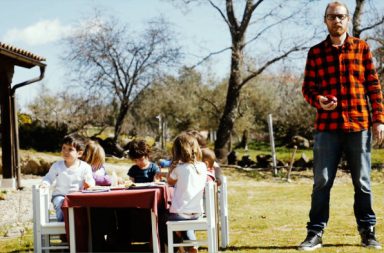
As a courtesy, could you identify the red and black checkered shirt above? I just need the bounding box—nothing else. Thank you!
[302,35,384,132]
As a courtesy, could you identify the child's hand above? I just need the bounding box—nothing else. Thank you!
[39,183,49,189]
[154,173,162,182]
[83,181,91,189]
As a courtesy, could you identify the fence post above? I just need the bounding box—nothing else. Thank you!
[267,114,277,176]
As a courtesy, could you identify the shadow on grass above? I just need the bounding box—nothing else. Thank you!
[223,243,360,251]
[224,245,298,251]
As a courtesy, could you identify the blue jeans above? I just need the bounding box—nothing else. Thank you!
[307,130,376,232]
[52,195,65,222]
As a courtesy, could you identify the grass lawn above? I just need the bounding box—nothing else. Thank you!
[213,168,384,253]
[1,168,384,252]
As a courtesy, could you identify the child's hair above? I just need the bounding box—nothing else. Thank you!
[202,148,216,168]
[172,132,202,163]
[62,134,86,152]
[127,139,150,159]
[186,129,207,148]
[82,140,106,170]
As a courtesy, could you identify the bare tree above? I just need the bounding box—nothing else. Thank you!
[352,0,384,39]
[175,0,315,160]
[62,12,181,141]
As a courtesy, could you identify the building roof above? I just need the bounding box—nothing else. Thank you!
[0,42,46,68]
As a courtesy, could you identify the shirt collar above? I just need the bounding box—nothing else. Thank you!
[324,33,354,48]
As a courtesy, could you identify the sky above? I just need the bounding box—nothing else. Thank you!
[0,0,383,110]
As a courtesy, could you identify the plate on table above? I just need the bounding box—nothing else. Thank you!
[109,185,127,191]
[82,188,110,193]
[82,186,110,193]
[129,182,157,188]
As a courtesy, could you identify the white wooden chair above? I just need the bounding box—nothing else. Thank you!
[32,185,68,253]
[167,181,218,253]
[219,176,229,248]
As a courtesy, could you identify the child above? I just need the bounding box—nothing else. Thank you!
[82,140,111,186]
[187,129,222,186]
[201,148,216,182]
[127,139,161,183]
[167,132,208,253]
[40,135,95,221]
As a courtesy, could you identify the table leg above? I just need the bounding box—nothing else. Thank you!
[69,207,76,253]
[151,210,160,253]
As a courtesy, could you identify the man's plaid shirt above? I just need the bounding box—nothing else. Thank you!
[302,35,384,132]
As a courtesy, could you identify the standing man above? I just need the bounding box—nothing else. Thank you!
[299,1,384,251]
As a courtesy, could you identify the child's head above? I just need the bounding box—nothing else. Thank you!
[172,132,202,163]
[128,139,151,168]
[82,140,106,170]
[186,129,207,148]
[201,148,216,169]
[61,135,86,165]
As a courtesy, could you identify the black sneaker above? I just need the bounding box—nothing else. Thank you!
[298,231,322,251]
[360,226,382,249]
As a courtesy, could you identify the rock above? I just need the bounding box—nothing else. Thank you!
[293,153,311,170]
[237,155,255,168]
[227,151,237,165]
[290,135,310,149]
[4,226,25,238]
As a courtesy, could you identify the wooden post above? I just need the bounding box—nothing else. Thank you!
[267,114,277,176]
[0,60,15,188]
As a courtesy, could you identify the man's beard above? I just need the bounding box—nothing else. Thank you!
[330,26,346,36]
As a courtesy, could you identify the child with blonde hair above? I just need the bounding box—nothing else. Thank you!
[82,140,111,186]
[167,132,208,253]
[187,129,222,186]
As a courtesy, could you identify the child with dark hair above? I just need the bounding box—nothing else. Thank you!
[201,148,216,182]
[127,139,161,183]
[40,135,95,221]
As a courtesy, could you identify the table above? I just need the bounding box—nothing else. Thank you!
[62,185,171,253]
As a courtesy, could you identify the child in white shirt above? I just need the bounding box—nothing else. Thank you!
[167,132,207,253]
[40,135,95,221]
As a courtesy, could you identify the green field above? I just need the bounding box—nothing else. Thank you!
[1,167,384,252]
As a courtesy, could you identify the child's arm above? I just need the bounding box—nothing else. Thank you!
[93,167,112,186]
[154,172,162,182]
[166,166,177,186]
[83,166,96,189]
[153,163,161,182]
[40,163,58,188]
[213,161,222,186]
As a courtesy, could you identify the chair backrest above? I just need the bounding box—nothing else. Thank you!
[219,176,229,248]
[205,181,216,229]
[32,185,51,227]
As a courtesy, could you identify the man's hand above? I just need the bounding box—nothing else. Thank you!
[319,95,337,111]
[373,123,384,146]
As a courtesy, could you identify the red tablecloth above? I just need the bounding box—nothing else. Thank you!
[62,185,172,252]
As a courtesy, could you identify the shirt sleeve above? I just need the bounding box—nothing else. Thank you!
[93,167,112,186]
[41,162,59,186]
[302,48,322,109]
[362,42,384,124]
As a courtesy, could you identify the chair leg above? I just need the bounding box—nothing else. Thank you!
[167,227,174,253]
[34,232,42,253]
[42,234,49,253]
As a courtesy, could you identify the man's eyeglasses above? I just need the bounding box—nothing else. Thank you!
[326,14,348,21]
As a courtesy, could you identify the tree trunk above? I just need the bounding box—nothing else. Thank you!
[214,43,243,161]
[113,100,129,142]
[352,0,364,38]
